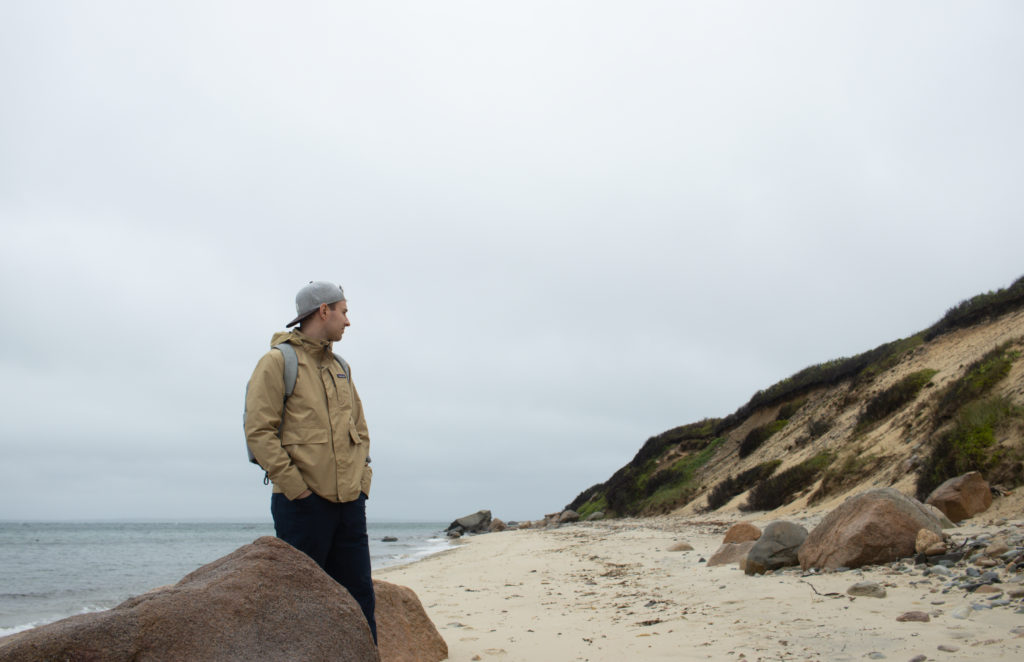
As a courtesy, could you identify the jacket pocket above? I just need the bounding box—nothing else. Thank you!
[280,427,329,466]
[348,426,364,445]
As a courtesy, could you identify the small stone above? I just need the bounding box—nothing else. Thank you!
[971,602,991,610]
[965,567,981,577]
[867,652,886,659]
[916,529,945,555]
[950,605,972,619]
[927,565,952,577]
[979,571,1001,583]
[1007,587,1024,599]
[974,585,1001,594]
[990,599,1011,607]
[975,557,998,568]
[896,611,930,622]
[908,656,927,662]
[985,538,1010,557]
[848,581,887,598]
[668,542,694,552]
[937,644,959,652]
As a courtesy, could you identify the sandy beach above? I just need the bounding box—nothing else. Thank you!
[379,510,1024,662]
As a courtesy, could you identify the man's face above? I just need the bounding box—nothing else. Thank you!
[325,301,350,342]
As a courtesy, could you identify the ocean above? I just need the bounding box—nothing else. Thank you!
[0,520,450,637]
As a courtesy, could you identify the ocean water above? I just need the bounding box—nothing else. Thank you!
[0,521,450,636]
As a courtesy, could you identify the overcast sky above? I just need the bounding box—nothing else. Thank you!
[1,2,1022,523]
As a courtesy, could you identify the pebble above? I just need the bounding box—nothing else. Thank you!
[896,611,930,622]
[970,603,992,610]
[1007,587,1024,599]
[848,582,887,598]
[974,585,1001,595]
[927,566,952,577]
[908,656,927,662]
[866,653,885,660]
[965,567,981,578]
[937,644,960,652]
[950,605,972,619]
[990,599,1011,607]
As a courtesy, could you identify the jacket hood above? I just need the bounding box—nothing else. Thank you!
[269,330,333,354]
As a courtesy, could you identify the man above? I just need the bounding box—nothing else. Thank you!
[244,280,376,643]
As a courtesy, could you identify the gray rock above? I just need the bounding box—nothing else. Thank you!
[741,521,808,575]
[950,605,973,619]
[847,581,887,598]
[446,510,492,534]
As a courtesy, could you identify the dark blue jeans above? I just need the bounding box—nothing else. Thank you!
[271,492,377,644]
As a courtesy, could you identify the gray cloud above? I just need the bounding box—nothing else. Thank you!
[2,1,1023,522]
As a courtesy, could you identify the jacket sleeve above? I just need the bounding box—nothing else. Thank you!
[244,350,309,500]
[352,380,373,497]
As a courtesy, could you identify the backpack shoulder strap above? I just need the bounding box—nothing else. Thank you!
[274,343,298,397]
[332,352,350,378]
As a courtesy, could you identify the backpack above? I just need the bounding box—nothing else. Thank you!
[243,343,351,471]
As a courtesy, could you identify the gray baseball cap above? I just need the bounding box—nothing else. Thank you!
[286,280,346,327]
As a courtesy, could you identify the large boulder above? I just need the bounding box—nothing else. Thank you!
[375,579,448,662]
[925,471,993,523]
[0,536,379,662]
[799,488,946,570]
[446,510,492,534]
[740,521,808,575]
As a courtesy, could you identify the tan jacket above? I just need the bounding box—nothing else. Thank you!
[244,330,372,502]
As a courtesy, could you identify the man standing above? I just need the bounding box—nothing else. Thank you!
[244,281,376,643]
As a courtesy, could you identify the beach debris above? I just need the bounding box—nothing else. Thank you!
[798,488,946,570]
[740,521,808,575]
[847,581,887,598]
[722,521,761,544]
[925,471,992,523]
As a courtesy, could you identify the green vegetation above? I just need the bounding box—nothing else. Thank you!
[916,396,1023,500]
[638,437,726,514]
[925,275,1024,341]
[564,276,1024,520]
[742,452,833,511]
[565,419,719,516]
[810,452,886,504]
[807,417,833,440]
[938,343,1020,417]
[738,420,789,458]
[777,398,808,421]
[575,494,607,521]
[855,368,938,433]
[706,460,781,511]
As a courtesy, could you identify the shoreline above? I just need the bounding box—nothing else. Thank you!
[379,512,1024,661]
